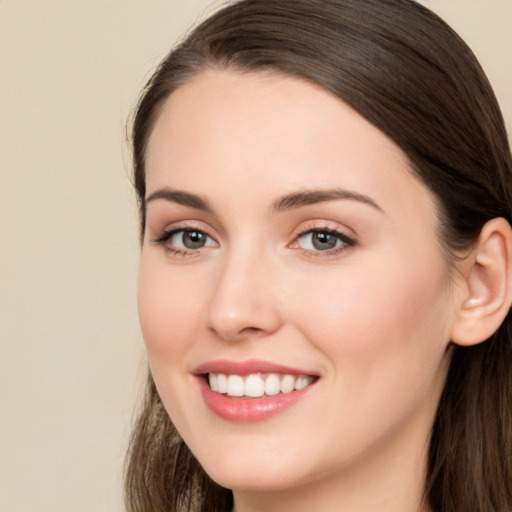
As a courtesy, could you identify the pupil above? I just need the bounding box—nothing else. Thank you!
[183,231,206,249]
[312,232,337,250]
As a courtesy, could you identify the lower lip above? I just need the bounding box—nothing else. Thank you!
[198,377,316,423]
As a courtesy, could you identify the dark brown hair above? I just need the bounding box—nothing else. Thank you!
[125,1,512,510]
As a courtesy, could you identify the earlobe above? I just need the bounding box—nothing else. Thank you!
[451,217,512,347]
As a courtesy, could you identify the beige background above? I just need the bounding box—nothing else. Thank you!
[0,1,510,511]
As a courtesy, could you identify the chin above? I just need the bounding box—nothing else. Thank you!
[207,467,304,493]
[196,447,309,492]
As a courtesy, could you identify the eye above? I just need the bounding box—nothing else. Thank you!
[171,230,213,249]
[295,229,355,253]
[153,228,217,254]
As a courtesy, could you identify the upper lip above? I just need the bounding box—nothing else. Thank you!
[194,359,319,377]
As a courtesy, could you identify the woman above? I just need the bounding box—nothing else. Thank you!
[125,1,512,511]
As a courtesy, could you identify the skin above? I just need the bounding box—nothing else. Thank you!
[138,69,465,512]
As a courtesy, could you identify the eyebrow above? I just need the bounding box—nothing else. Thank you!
[145,188,213,212]
[272,188,383,213]
[145,187,383,214]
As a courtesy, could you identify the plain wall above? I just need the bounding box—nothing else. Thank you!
[0,1,510,511]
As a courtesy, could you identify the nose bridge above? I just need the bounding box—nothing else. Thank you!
[207,242,281,341]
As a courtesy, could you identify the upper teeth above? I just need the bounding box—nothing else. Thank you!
[208,373,314,397]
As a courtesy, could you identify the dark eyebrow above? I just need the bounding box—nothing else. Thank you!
[145,188,213,212]
[272,188,383,213]
[145,187,382,214]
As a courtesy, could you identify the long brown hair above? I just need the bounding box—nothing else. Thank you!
[125,1,512,510]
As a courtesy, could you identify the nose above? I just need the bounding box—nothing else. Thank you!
[206,251,282,342]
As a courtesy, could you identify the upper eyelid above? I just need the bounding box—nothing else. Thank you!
[151,219,214,236]
[297,225,348,235]
[292,220,356,238]
[147,214,224,239]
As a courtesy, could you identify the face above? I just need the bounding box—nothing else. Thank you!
[138,70,458,495]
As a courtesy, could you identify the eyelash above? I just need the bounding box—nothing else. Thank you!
[151,225,356,257]
[293,227,356,257]
[152,227,217,257]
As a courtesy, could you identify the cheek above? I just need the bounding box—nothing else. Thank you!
[136,256,210,429]
[137,257,205,363]
[290,249,453,389]
[287,254,453,455]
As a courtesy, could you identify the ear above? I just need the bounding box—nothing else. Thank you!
[451,217,512,346]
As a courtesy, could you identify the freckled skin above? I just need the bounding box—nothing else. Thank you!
[138,70,460,512]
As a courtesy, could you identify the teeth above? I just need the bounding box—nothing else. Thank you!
[217,373,227,394]
[245,374,265,397]
[295,376,310,390]
[208,373,314,397]
[227,375,244,397]
[264,374,281,396]
[209,373,218,392]
[280,374,295,394]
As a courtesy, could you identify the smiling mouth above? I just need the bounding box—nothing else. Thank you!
[207,373,317,398]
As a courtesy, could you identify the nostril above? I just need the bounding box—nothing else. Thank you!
[207,324,264,342]
[240,326,262,335]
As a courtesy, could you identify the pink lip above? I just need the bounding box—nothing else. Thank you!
[194,359,317,376]
[194,359,318,423]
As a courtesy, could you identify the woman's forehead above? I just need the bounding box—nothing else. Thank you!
[144,69,435,219]
[147,71,405,181]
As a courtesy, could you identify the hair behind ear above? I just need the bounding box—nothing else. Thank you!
[427,323,512,512]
